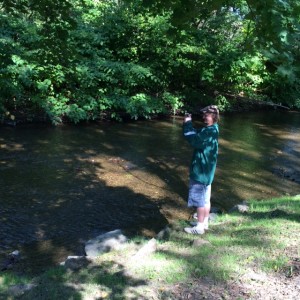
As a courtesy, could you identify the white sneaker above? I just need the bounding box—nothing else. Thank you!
[184,226,205,235]
[190,221,209,230]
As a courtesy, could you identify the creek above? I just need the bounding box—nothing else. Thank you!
[1,110,299,273]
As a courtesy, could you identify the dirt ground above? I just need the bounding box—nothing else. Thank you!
[163,269,300,300]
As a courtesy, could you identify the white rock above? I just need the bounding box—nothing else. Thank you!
[229,202,249,213]
[85,229,127,257]
[11,250,20,256]
[133,238,157,259]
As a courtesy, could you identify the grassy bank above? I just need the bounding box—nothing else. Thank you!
[1,195,299,299]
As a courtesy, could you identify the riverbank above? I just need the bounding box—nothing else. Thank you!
[1,195,299,299]
[1,95,296,127]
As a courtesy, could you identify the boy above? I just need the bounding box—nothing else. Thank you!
[183,105,219,234]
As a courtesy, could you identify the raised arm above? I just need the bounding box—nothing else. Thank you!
[183,121,217,150]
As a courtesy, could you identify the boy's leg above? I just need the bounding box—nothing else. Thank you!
[197,205,210,225]
[185,182,210,234]
[191,205,210,228]
[184,206,205,234]
[203,186,211,229]
[196,207,206,222]
[204,206,210,229]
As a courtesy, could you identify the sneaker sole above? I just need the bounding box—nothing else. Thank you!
[184,227,205,235]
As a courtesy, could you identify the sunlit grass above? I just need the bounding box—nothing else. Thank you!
[130,251,189,283]
[263,255,289,272]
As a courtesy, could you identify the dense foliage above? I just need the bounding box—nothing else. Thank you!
[1,0,299,124]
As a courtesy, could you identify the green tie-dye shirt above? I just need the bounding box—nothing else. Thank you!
[183,121,219,185]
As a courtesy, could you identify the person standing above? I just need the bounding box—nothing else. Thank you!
[183,105,219,234]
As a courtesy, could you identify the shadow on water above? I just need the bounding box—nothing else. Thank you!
[0,123,172,274]
[0,110,300,275]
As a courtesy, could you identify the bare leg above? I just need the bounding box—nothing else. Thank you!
[204,205,210,219]
[197,207,205,223]
[197,206,210,222]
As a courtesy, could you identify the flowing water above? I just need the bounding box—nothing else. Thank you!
[0,110,300,273]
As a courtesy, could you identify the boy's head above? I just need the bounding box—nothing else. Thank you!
[200,105,219,124]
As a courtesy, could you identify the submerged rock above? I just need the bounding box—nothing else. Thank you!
[62,256,91,271]
[156,226,171,241]
[1,250,21,271]
[210,207,223,214]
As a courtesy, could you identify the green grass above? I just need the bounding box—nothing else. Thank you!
[1,195,299,299]
[0,273,31,294]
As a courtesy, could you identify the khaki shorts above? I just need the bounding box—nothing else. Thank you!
[187,179,211,208]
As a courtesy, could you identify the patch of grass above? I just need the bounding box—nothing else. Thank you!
[0,273,30,294]
[44,266,67,280]
[263,255,289,272]
[187,246,241,281]
[131,250,190,283]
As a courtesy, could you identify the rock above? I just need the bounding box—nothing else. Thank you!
[229,202,249,213]
[3,120,17,127]
[7,284,36,297]
[192,239,211,247]
[192,212,218,223]
[133,238,157,259]
[85,229,127,257]
[123,162,138,170]
[1,250,21,271]
[63,256,91,271]
[208,213,218,223]
[210,207,223,214]
[156,226,171,240]
[11,250,20,257]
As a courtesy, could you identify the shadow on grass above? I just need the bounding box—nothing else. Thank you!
[154,206,299,287]
[247,209,300,223]
[14,261,149,300]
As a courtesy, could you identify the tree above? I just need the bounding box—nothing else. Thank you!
[1,0,299,124]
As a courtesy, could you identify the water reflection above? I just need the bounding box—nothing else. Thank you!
[215,111,300,208]
[0,111,299,273]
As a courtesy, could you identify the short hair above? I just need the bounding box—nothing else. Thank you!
[200,105,219,123]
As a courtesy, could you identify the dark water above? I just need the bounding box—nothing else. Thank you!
[1,111,300,273]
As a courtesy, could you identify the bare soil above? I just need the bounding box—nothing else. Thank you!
[163,269,300,300]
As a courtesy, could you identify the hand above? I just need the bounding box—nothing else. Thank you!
[184,114,192,122]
